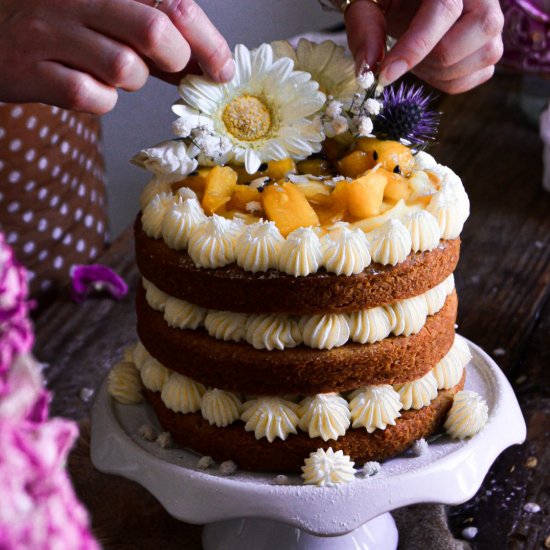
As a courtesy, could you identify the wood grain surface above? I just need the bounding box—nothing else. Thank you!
[34,69,550,549]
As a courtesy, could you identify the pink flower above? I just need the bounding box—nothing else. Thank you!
[70,264,128,303]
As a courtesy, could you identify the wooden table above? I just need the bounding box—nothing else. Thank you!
[34,69,549,549]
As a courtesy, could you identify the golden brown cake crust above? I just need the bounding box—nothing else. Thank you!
[144,372,465,473]
[134,215,460,314]
[136,286,458,395]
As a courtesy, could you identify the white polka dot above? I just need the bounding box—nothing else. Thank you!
[0,160,4,172]
[27,271,35,282]
[62,234,72,245]
[76,239,86,253]
[84,128,90,141]
[8,171,20,184]
[90,132,97,144]
[96,220,104,234]
[89,247,98,259]
[74,208,83,221]
[61,111,69,122]
[37,219,48,232]
[69,116,76,128]
[26,116,37,129]
[78,184,86,197]
[76,122,83,135]
[49,195,60,207]
[71,149,78,160]
[24,180,36,192]
[60,141,70,154]
[52,227,62,240]
[90,190,97,203]
[38,157,48,171]
[11,106,23,118]
[50,133,59,145]
[39,126,49,139]
[38,249,48,261]
[40,279,52,291]
[85,158,92,170]
[51,106,60,115]
[70,177,78,189]
[51,165,61,178]
[38,188,48,200]
[25,149,36,162]
[7,201,20,214]
[0,191,4,201]
[84,214,94,228]
[9,139,22,152]
[0,127,5,140]
[23,241,35,254]
[6,231,18,244]
[61,173,69,185]
[22,211,33,223]
[60,203,68,216]
[53,256,64,269]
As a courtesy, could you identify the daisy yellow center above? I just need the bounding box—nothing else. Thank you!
[222,95,272,141]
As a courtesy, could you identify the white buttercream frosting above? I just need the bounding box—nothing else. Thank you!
[164,296,207,330]
[161,198,207,250]
[427,184,470,240]
[245,314,302,350]
[368,219,412,266]
[413,151,437,171]
[407,170,437,203]
[298,394,350,441]
[140,356,170,392]
[300,313,350,350]
[142,192,176,239]
[123,345,135,362]
[241,397,300,442]
[142,277,168,312]
[394,371,438,410]
[444,390,488,439]
[140,178,172,210]
[424,279,451,316]
[320,224,371,275]
[347,306,394,344]
[432,335,471,390]
[132,341,149,371]
[161,372,205,414]
[204,310,247,342]
[108,361,143,405]
[187,215,243,268]
[201,389,242,427]
[278,227,322,276]
[302,448,356,486]
[236,220,284,273]
[390,295,429,337]
[403,210,441,252]
[442,273,455,294]
[348,385,402,432]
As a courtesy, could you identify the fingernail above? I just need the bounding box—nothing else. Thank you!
[379,59,408,86]
[217,59,235,82]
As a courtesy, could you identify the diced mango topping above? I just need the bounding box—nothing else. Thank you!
[227,184,262,211]
[347,170,388,218]
[337,150,375,178]
[267,158,296,180]
[297,158,333,177]
[262,182,320,236]
[355,138,415,175]
[202,165,238,215]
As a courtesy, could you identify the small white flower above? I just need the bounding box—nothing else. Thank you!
[364,98,382,116]
[326,100,343,119]
[132,140,198,177]
[357,70,375,90]
[324,115,349,138]
[356,116,374,138]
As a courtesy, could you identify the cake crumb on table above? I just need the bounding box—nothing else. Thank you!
[79,387,95,402]
[525,456,538,469]
[219,461,238,476]
[411,438,429,456]
[138,423,156,441]
[156,431,173,449]
[358,461,381,477]
[197,456,215,470]
[274,474,290,486]
[492,348,506,356]
[461,527,478,540]
[523,502,541,513]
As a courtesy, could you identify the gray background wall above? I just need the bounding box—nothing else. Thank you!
[102,0,340,237]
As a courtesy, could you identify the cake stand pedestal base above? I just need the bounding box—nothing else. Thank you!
[91,339,525,549]
[202,513,398,550]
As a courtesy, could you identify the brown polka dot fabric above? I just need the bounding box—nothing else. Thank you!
[0,103,107,303]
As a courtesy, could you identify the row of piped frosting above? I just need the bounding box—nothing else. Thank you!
[139,155,468,276]
[142,274,455,350]
[108,334,471,443]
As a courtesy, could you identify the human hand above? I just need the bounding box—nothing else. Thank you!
[0,0,234,114]
[345,0,504,93]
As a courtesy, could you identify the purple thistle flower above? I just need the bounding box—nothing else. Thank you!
[374,83,441,148]
[71,264,128,303]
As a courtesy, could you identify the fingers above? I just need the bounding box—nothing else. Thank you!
[345,0,387,73]
[413,64,495,94]
[51,27,149,92]
[378,0,463,85]
[32,61,119,114]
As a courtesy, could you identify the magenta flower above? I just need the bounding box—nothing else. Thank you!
[70,264,128,303]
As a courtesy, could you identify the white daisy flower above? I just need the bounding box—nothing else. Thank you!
[272,39,359,104]
[172,43,325,174]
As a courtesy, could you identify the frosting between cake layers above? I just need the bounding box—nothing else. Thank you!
[142,275,455,350]
[432,334,471,389]
[108,361,143,405]
[394,371,439,410]
[111,340,469,441]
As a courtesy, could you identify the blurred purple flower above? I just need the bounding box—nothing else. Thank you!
[71,264,128,303]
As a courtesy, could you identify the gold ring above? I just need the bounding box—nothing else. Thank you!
[153,0,163,8]
[340,0,391,14]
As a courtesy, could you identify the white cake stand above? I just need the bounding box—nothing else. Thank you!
[91,339,526,550]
